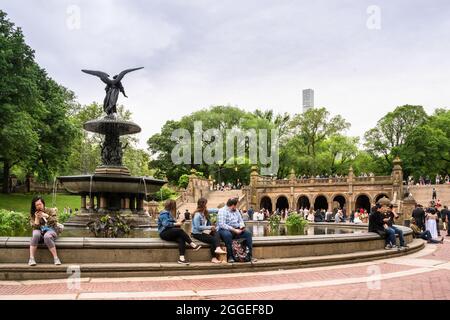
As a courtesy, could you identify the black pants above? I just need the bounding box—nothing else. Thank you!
[436,217,441,236]
[160,227,192,256]
[192,232,221,258]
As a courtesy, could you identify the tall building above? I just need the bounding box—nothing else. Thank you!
[302,89,314,112]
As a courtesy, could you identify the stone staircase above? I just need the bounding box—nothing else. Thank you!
[177,189,243,213]
[407,184,450,206]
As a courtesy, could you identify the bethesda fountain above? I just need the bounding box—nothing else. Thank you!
[58,67,166,227]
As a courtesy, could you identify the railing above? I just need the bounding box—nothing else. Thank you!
[256,175,394,187]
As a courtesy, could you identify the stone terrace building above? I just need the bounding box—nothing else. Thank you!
[245,157,404,215]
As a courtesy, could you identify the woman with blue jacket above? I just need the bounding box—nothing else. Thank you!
[191,197,226,264]
[158,199,201,264]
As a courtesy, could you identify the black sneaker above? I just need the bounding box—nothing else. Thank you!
[178,259,190,265]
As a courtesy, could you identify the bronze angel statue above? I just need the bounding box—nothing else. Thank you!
[81,67,144,117]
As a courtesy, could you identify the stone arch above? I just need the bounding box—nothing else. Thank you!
[375,193,390,203]
[355,194,372,213]
[260,196,273,213]
[313,194,328,211]
[296,195,311,210]
[332,194,347,210]
[275,195,289,211]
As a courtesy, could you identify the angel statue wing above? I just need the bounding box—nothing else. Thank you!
[111,67,144,84]
[81,70,111,85]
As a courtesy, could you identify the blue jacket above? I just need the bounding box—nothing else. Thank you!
[157,210,176,233]
[191,212,212,234]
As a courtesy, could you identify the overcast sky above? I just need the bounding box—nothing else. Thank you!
[2,0,449,149]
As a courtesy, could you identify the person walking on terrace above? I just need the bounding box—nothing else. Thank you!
[28,196,63,266]
[158,199,201,265]
[191,197,227,264]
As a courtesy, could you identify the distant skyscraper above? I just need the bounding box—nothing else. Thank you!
[302,89,314,112]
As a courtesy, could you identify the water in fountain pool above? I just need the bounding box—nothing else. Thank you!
[8,222,366,238]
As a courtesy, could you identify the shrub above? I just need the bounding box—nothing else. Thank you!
[158,186,178,201]
[87,214,131,238]
[285,213,308,231]
[0,209,29,236]
[178,174,189,189]
[268,213,281,229]
[57,209,71,224]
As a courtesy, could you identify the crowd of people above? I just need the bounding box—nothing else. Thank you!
[248,206,372,224]
[407,174,450,186]
[410,202,448,243]
[213,181,243,191]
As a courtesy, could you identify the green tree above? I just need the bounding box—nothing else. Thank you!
[289,107,350,158]
[282,108,350,176]
[0,10,78,190]
[400,108,450,178]
[320,135,359,174]
[364,105,428,170]
[148,105,254,183]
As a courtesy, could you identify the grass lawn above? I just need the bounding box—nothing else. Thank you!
[0,193,80,214]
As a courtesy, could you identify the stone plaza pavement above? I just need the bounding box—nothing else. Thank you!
[0,239,449,300]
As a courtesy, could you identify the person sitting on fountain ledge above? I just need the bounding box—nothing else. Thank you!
[386,204,408,249]
[158,199,201,265]
[28,196,63,266]
[217,197,257,263]
[191,197,227,264]
[368,198,399,250]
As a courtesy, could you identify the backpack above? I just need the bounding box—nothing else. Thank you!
[231,238,251,262]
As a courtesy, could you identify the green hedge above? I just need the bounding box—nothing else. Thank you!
[0,209,29,236]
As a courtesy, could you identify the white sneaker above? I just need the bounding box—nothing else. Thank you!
[54,257,62,265]
[214,247,227,254]
[28,258,37,266]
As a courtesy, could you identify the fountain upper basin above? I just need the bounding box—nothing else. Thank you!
[57,174,166,194]
[84,118,141,135]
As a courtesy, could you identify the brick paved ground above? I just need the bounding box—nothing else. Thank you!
[1,238,449,300]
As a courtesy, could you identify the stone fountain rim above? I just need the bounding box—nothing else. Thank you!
[0,224,413,248]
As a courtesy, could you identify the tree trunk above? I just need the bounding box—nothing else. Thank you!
[2,160,10,194]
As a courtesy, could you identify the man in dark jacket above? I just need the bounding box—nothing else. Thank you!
[368,198,397,249]
[441,205,450,236]
[411,205,425,231]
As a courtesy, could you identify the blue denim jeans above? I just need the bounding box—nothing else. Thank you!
[390,225,405,246]
[385,227,396,246]
[419,230,440,243]
[219,229,253,260]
